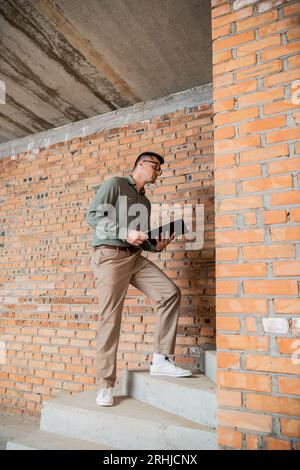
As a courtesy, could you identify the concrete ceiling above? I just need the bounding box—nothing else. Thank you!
[0,0,212,144]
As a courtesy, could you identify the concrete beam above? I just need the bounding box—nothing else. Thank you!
[33,0,141,104]
[0,83,212,159]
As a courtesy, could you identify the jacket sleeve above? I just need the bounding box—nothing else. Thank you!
[85,177,127,241]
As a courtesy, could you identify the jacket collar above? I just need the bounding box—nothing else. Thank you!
[126,175,145,195]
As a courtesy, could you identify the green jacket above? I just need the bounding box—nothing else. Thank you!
[85,175,158,253]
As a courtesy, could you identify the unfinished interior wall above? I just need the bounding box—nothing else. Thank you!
[0,87,214,417]
[212,0,300,450]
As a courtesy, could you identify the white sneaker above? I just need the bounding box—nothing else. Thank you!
[150,355,193,377]
[96,387,114,406]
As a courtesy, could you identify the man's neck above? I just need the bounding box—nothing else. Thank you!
[131,173,145,194]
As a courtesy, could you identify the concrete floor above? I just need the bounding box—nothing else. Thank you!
[0,413,39,450]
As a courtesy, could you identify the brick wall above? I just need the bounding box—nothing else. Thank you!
[0,103,214,417]
[212,0,300,450]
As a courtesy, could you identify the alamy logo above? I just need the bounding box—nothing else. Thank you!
[94,199,205,250]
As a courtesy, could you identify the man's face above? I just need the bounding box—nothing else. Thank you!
[139,156,162,183]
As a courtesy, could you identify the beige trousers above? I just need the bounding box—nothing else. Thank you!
[90,246,181,388]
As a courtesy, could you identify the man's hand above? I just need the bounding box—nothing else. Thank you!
[126,229,149,246]
[155,233,175,252]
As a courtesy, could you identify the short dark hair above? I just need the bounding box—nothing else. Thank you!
[133,151,164,170]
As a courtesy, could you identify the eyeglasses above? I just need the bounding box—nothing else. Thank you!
[142,160,162,174]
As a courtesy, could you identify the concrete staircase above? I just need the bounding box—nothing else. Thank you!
[7,350,217,450]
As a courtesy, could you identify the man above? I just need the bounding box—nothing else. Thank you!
[86,151,192,407]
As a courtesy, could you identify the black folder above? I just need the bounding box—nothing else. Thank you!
[145,218,189,244]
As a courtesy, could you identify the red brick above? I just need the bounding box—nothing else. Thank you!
[245,317,257,333]
[243,244,294,260]
[290,208,300,222]
[288,54,300,70]
[277,338,300,355]
[215,182,237,195]
[283,2,300,16]
[216,280,238,295]
[259,16,298,37]
[213,49,233,65]
[282,30,300,43]
[265,68,300,87]
[217,262,267,277]
[237,87,284,108]
[212,23,232,41]
[246,355,300,374]
[216,246,238,260]
[266,127,300,144]
[214,55,257,76]
[218,351,241,368]
[214,126,235,139]
[214,79,257,100]
[274,299,300,315]
[273,261,300,276]
[218,370,272,392]
[214,107,259,126]
[246,393,300,416]
[217,315,241,331]
[243,212,257,225]
[212,1,228,9]
[214,98,235,113]
[236,60,282,81]
[218,409,272,432]
[261,41,300,62]
[241,175,293,193]
[215,215,237,229]
[216,298,268,314]
[215,163,261,182]
[244,279,298,295]
[265,99,300,114]
[214,31,255,51]
[264,437,292,450]
[218,427,243,449]
[280,418,300,438]
[214,134,261,154]
[236,10,278,32]
[212,7,253,29]
[212,3,231,19]
[263,210,287,225]
[216,228,264,244]
[278,376,300,396]
[246,434,259,450]
[217,334,269,352]
[271,226,300,241]
[239,143,289,164]
[236,35,281,57]
[239,115,286,135]
[217,389,242,407]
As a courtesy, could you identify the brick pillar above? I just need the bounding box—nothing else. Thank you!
[212,0,300,450]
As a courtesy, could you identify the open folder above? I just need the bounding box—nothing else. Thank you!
[145,218,189,244]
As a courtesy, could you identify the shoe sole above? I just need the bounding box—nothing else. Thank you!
[150,371,192,377]
[96,401,114,406]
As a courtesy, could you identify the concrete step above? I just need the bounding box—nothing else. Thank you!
[40,390,217,450]
[204,350,216,384]
[122,370,216,428]
[7,430,118,450]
